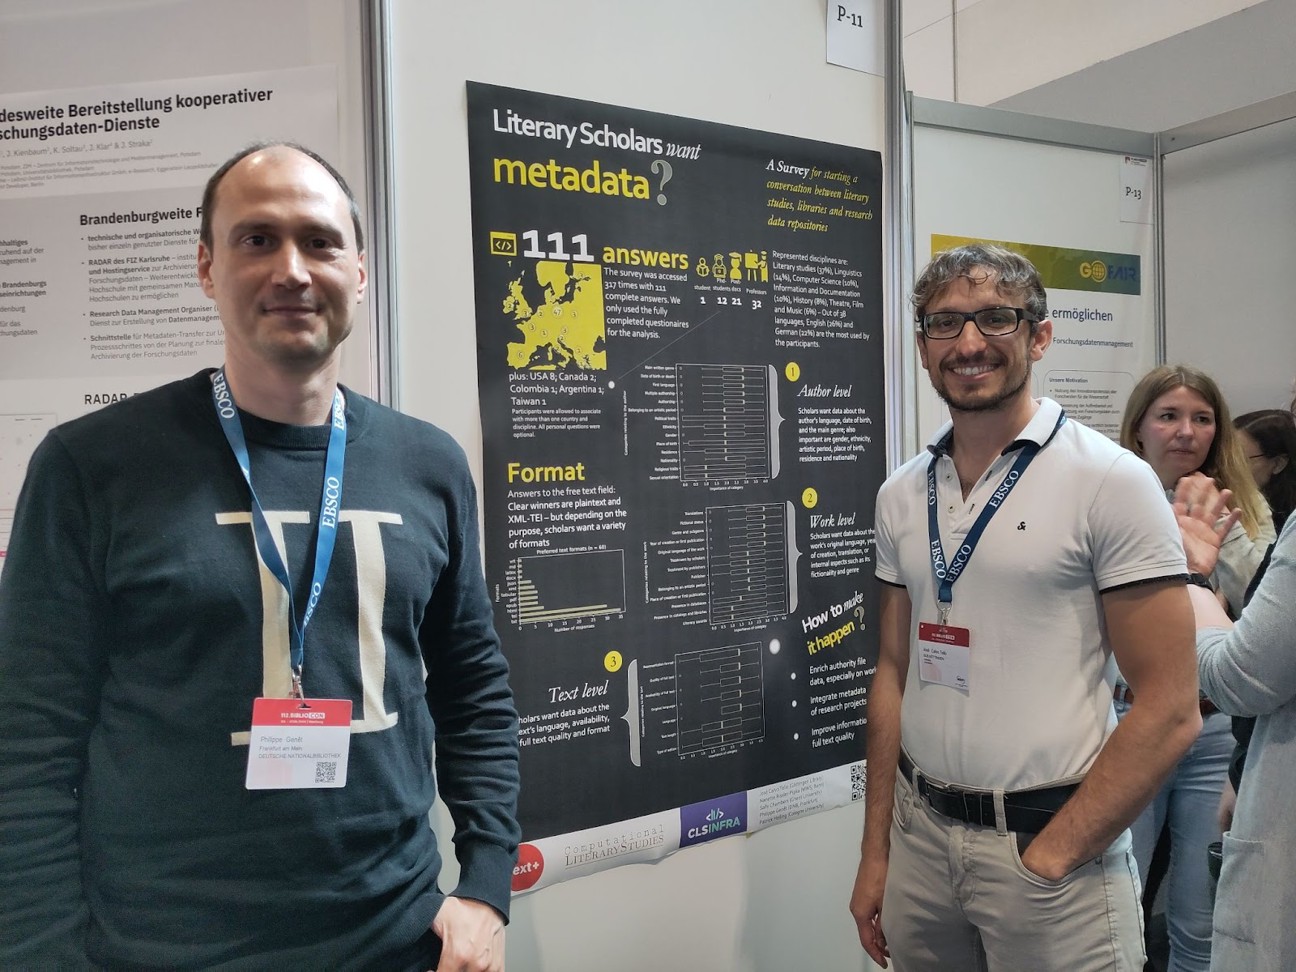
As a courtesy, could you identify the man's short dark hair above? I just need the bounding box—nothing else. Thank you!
[912,242,1047,324]
[199,141,365,253]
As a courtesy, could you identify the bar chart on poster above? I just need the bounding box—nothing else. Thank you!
[509,550,628,626]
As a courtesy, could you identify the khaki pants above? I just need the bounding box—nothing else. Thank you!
[881,771,1146,971]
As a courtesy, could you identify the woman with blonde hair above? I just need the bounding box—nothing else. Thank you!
[1120,365,1272,612]
[1113,364,1275,972]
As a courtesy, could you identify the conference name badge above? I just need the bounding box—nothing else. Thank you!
[918,622,970,691]
[246,697,353,790]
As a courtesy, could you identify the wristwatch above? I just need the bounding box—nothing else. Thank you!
[1186,572,1213,589]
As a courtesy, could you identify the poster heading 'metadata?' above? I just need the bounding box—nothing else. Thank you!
[490,103,703,203]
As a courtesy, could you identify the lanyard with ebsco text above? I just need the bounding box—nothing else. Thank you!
[211,368,346,699]
[927,410,1066,624]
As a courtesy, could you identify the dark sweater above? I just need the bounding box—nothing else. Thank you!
[0,371,519,970]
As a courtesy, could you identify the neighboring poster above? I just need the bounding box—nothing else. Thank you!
[911,124,1156,447]
[0,66,337,572]
[932,233,1146,440]
[465,82,884,893]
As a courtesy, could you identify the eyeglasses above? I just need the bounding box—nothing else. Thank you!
[918,306,1038,340]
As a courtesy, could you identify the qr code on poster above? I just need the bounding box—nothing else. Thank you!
[315,761,338,784]
[850,763,866,802]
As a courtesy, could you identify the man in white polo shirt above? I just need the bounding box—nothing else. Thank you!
[848,243,1202,971]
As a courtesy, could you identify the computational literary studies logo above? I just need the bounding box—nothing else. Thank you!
[679,792,748,848]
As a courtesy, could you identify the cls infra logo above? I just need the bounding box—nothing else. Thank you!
[680,792,748,847]
[686,807,741,841]
[489,231,517,256]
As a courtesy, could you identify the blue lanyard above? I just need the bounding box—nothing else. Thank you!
[927,411,1065,622]
[211,368,347,698]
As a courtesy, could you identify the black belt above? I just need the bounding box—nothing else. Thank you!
[899,751,1078,834]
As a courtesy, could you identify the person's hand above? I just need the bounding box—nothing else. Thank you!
[1018,832,1072,882]
[431,896,505,972]
[1172,472,1241,576]
[1218,778,1237,832]
[848,851,891,968]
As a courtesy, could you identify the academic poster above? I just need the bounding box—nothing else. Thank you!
[0,66,337,574]
[466,82,885,893]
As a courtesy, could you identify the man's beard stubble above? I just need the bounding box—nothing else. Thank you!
[931,353,1032,414]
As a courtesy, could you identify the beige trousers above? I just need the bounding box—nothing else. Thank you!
[880,770,1146,972]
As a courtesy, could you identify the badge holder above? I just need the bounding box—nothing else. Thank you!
[247,696,353,789]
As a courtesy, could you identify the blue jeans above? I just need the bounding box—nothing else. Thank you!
[1116,703,1232,972]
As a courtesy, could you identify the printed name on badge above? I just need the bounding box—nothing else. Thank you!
[246,697,353,790]
[917,621,970,691]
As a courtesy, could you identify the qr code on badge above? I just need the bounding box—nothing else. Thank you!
[315,760,338,784]
[850,763,866,802]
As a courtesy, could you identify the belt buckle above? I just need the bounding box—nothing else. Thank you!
[921,777,982,825]
[923,776,954,800]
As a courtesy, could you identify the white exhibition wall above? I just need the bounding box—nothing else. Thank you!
[1164,116,1296,414]
[385,2,884,970]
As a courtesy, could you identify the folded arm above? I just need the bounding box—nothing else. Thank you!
[1174,473,1296,716]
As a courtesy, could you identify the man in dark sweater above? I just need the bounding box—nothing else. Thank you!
[0,144,520,970]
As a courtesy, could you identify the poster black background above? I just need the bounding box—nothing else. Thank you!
[467,81,885,840]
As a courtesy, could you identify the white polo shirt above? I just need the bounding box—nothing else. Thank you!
[875,398,1187,790]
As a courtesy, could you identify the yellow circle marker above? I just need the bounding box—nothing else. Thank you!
[604,650,623,673]
[802,487,818,509]
[785,362,801,382]
[1089,260,1108,283]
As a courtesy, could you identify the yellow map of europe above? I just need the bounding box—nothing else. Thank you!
[502,260,607,371]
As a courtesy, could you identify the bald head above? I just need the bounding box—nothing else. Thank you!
[199,142,364,253]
